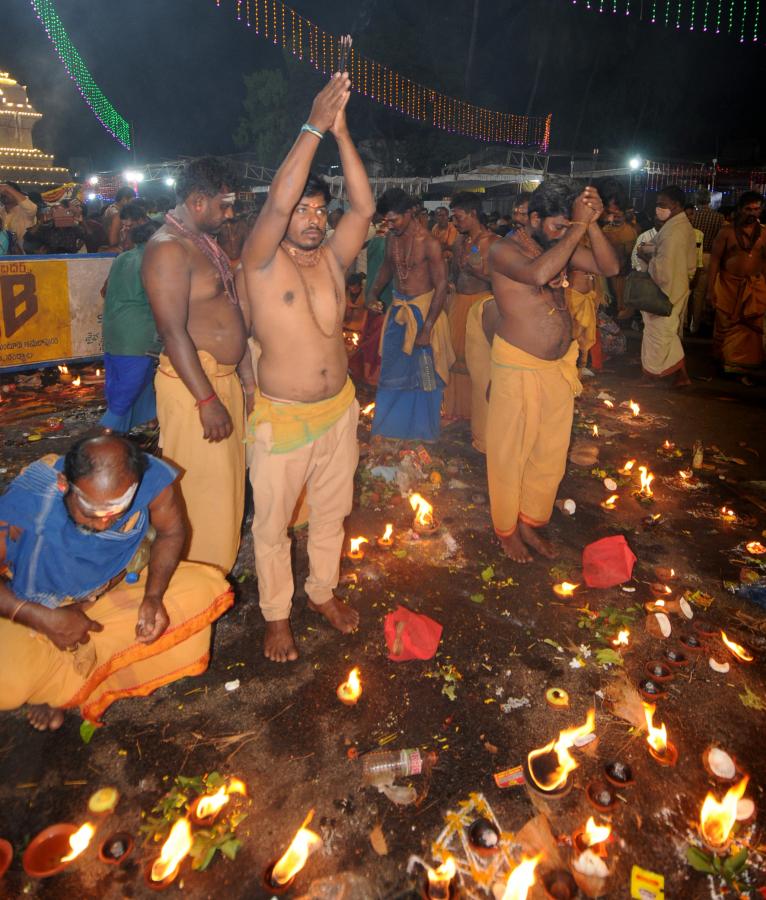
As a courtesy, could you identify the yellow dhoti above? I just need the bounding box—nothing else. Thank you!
[248,378,359,621]
[487,337,581,536]
[464,296,494,453]
[156,351,245,573]
[713,271,766,370]
[0,563,233,723]
[565,287,598,359]
[443,291,492,419]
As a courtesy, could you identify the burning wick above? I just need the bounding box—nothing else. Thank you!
[191,777,246,824]
[361,401,375,417]
[663,440,673,450]
[526,708,596,793]
[637,466,654,498]
[58,364,72,384]
[151,817,193,884]
[72,376,82,388]
[592,424,599,437]
[347,536,368,560]
[552,581,579,599]
[574,817,612,855]
[643,701,677,766]
[377,523,394,548]
[501,853,541,900]
[425,855,456,900]
[410,493,436,532]
[618,459,635,475]
[720,631,754,663]
[95,368,101,377]
[60,823,95,863]
[679,469,692,481]
[720,507,737,523]
[746,540,766,555]
[603,399,614,408]
[699,776,750,851]
[337,667,362,705]
[600,494,618,510]
[612,629,630,647]
[629,400,640,417]
[269,810,322,889]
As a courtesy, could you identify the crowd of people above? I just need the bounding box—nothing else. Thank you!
[1,71,764,730]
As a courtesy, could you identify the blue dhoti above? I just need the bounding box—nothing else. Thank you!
[100,353,157,432]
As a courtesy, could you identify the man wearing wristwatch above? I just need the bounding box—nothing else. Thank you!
[0,436,232,731]
[143,157,251,575]
[238,68,375,663]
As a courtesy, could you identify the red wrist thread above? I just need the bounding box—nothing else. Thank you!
[195,392,217,408]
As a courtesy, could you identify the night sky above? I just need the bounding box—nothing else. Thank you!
[1,0,762,177]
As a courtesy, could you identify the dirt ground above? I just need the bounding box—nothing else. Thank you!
[0,334,765,900]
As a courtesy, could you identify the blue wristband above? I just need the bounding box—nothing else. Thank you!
[301,123,324,140]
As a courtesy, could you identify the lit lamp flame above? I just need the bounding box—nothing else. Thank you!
[603,399,614,408]
[527,708,595,792]
[151,817,193,883]
[638,466,654,498]
[501,854,541,900]
[582,816,612,849]
[612,629,630,647]
[618,459,636,475]
[361,402,375,416]
[720,507,737,523]
[426,855,456,900]
[552,581,579,599]
[350,333,360,347]
[60,822,95,863]
[629,400,640,417]
[195,785,229,820]
[679,469,692,481]
[601,494,618,510]
[592,424,599,437]
[337,666,362,705]
[347,536,368,560]
[378,523,394,547]
[720,631,753,663]
[72,376,82,387]
[96,368,101,377]
[663,440,673,449]
[410,493,435,528]
[643,702,670,759]
[699,776,749,850]
[746,541,766,555]
[271,811,322,887]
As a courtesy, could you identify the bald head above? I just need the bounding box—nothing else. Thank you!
[63,435,147,489]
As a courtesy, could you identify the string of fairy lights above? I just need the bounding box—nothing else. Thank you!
[28,0,132,148]
[569,0,762,43]
[214,0,551,150]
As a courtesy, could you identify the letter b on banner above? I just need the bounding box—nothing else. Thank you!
[1,272,38,338]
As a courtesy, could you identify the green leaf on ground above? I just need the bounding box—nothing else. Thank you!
[470,593,485,604]
[481,566,494,582]
[723,847,748,877]
[686,846,715,874]
[739,685,766,710]
[79,720,97,744]
[392,549,408,558]
[595,648,624,667]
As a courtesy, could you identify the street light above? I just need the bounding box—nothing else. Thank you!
[88,175,99,186]
[164,177,176,188]
[628,156,643,171]
[628,156,643,203]
[123,170,144,183]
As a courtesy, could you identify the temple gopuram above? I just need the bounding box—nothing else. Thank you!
[0,70,69,187]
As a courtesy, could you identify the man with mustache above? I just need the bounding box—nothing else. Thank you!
[238,71,375,663]
[487,182,618,563]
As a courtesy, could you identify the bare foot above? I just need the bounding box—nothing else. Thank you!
[498,530,533,563]
[519,522,556,558]
[27,704,65,731]
[263,619,299,663]
[308,595,359,633]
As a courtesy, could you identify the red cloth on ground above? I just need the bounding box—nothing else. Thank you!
[384,605,443,661]
[582,534,637,587]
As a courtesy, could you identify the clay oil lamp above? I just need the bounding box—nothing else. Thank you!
[552,581,579,601]
[189,777,246,827]
[572,816,611,857]
[23,821,95,879]
[98,833,134,866]
[604,761,634,788]
[664,648,688,668]
[642,513,663,528]
[586,780,619,813]
[629,400,640,418]
[377,523,394,549]
[638,678,667,701]
[0,838,11,880]
[661,439,675,452]
[720,631,754,663]
[600,494,618,511]
[145,817,193,891]
[698,776,750,854]
[720,506,737,524]
[572,819,613,897]
[618,459,636,476]
[678,469,694,484]
[611,629,630,648]
[500,854,541,900]
[264,810,322,895]
[524,708,595,798]
[745,540,766,555]
[347,536,368,561]
[649,582,673,599]
[693,618,717,638]
[679,633,703,653]
[467,817,500,857]
[360,402,375,417]
[57,364,73,384]
[643,702,677,766]
[424,855,457,900]
[410,493,438,535]
[336,667,362,706]
[644,660,674,683]
[542,868,578,900]
[636,466,654,499]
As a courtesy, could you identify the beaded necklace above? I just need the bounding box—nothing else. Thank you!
[511,228,569,310]
[281,242,342,339]
[165,213,237,305]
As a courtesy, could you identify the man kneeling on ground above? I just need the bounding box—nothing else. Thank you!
[0,435,233,730]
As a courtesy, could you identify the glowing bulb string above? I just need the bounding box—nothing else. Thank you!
[214,0,551,149]
[28,0,131,147]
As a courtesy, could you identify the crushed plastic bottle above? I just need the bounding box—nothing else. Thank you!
[124,526,156,584]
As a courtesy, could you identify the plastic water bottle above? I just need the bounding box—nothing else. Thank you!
[362,749,423,787]
[418,348,438,392]
[124,527,156,584]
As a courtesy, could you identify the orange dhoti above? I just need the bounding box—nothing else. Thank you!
[713,271,766,371]
[565,287,599,361]
[487,337,581,536]
[0,563,233,723]
[443,291,492,419]
[464,296,493,453]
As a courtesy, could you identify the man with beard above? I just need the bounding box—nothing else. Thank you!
[488,182,618,562]
[0,436,232,731]
[443,191,498,419]
[238,71,375,663]
[368,188,454,441]
[708,191,766,380]
[143,157,249,575]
